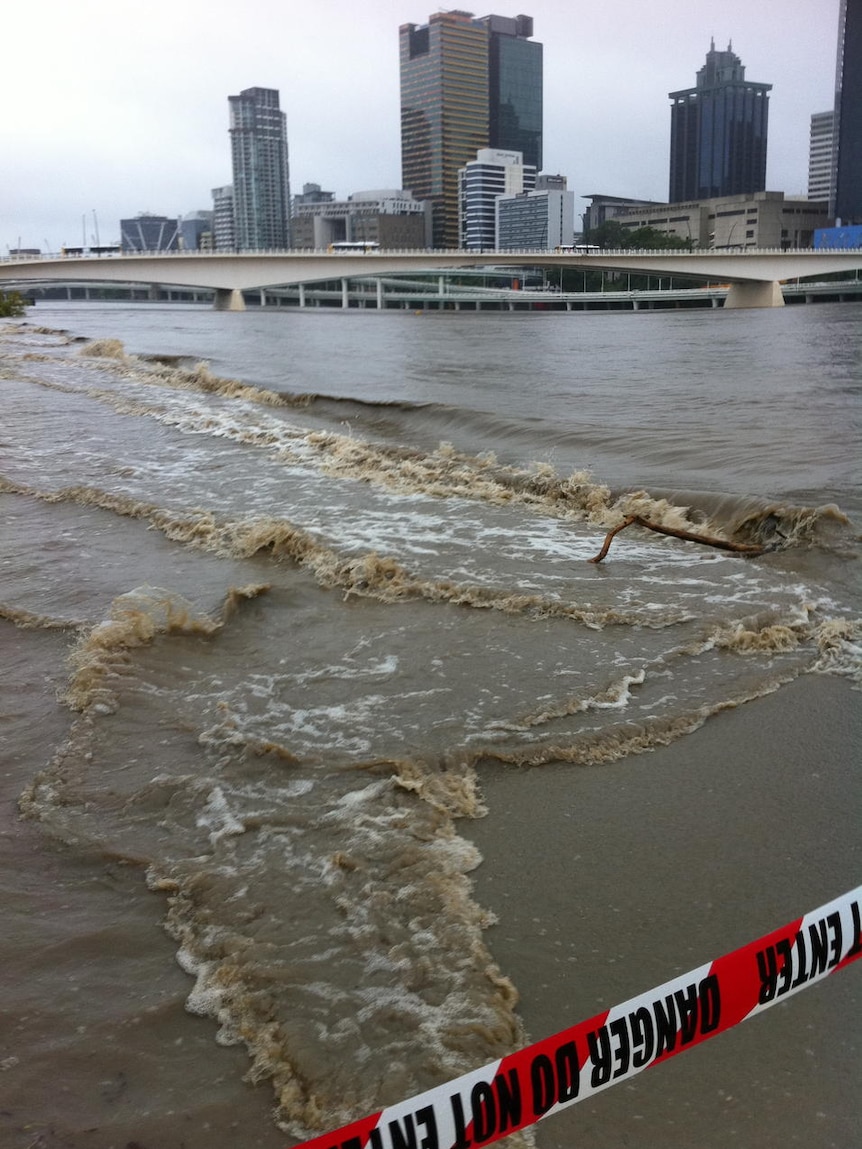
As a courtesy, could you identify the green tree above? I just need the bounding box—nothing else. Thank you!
[584,222,692,251]
[584,220,629,250]
[0,290,29,318]
[625,226,692,250]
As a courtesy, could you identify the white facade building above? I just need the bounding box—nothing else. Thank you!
[458,149,536,250]
[211,185,235,252]
[808,110,836,203]
[291,190,431,249]
[496,188,574,249]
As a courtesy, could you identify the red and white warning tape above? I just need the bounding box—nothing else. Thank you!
[291,886,861,1149]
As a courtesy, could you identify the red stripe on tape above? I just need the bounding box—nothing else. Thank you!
[289,888,861,1149]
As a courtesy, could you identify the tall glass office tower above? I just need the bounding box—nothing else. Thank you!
[668,42,771,202]
[400,11,542,249]
[482,14,543,171]
[834,0,862,223]
[229,87,292,251]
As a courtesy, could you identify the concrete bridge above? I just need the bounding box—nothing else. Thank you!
[2,248,862,310]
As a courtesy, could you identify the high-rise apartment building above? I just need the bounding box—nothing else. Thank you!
[808,111,836,202]
[669,41,771,202]
[228,87,291,250]
[399,11,542,248]
[834,0,862,222]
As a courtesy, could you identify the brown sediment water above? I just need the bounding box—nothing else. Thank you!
[1,304,859,1148]
[470,673,862,1149]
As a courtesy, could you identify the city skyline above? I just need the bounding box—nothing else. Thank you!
[0,0,841,252]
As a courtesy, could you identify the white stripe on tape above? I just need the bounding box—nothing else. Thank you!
[291,886,862,1149]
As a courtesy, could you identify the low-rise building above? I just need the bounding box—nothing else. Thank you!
[293,182,335,207]
[120,214,180,253]
[581,193,664,235]
[496,188,574,249]
[610,191,829,249]
[292,189,430,249]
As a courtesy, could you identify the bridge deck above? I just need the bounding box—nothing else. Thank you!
[3,249,862,309]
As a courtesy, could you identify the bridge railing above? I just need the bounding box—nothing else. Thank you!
[5,246,862,265]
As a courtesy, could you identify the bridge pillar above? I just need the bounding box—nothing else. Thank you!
[214,288,246,311]
[723,280,784,309]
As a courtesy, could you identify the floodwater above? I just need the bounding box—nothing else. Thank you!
[1,301,859,1149]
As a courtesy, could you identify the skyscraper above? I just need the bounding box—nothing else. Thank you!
[668,41,771,202]
[834,0,862,222]
[481,14,543,170]
[400,11,542,249]
[229,87,291,250]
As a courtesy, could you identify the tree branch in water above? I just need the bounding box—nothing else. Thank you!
[587,515,768,564]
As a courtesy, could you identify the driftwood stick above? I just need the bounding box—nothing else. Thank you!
[586,515,638,563]
[588,514,767,564]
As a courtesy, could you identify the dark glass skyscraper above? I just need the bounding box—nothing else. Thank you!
[229,87,292,251]
[668,42,771,202]
[400,11,542,249]
[835,0,862,222]
[481,14,543,170]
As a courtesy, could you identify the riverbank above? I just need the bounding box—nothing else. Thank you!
[469,672,861,1149]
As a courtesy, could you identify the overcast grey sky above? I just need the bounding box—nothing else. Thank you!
[0,0,841,251]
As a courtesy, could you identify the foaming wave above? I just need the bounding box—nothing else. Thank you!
[0,602,84,630]
[17,341,860,564]
[810,617,862,684]
[4,477,683,628]
[63,583,269,714]
[78,338,319,410]
[476,673,801,771]
[732,500,855,550]
[77,337,128,359]
[22,614,529,1138]
[694,603,862,682]
[635,489,858,554]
